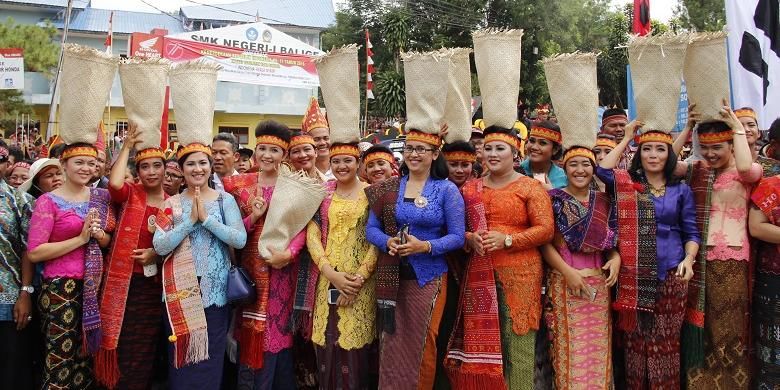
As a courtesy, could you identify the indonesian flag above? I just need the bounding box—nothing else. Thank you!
[726,0,780,127]
[104,11,113,54]
[160,86,170,150]
[366,29,375,100]
[633,0,651,36]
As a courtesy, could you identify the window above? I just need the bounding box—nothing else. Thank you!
[115,121,128,138]
[168,123,177,142]
[218,126,249,145]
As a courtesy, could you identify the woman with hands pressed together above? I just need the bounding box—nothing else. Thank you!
[306,142,378,389]
[598,119,700,389]
[94,122,167,389]
[27,142,116,389]
[365,128,465,389]
[541,145,620,390]
[152,142,247,390]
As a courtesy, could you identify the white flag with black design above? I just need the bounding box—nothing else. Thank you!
[726,0,780,127]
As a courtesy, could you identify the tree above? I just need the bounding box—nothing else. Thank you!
[0,17,59,122]
[597,10,630,108]
[674,0,726,32]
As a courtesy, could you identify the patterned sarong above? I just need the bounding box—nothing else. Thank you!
[549,189,617,253]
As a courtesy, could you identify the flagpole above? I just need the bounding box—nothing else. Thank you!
[46,0,74,141]
[105,11,113,152]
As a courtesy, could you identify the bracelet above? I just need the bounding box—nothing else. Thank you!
[734,131,746,135]
[426,241,433,254]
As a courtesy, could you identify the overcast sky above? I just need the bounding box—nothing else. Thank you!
[90,0,677,23]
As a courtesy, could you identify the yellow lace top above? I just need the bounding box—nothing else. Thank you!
[306,191,378,349]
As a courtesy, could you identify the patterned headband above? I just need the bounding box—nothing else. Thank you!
[364,151,395,165]
[698,131,733,145]
[638,131,673,145]
[136,147,165,163]
[406,130,442,147]
[563,147,595,164]
[443,151,477,163]
[330,144,360,159]
[289,134,316,150]
[256,135,290,151]
[529,126,562,144]
[62,145,98,160]
[735,109,757,120]
[177,143,213,160]
[484,132,520,149]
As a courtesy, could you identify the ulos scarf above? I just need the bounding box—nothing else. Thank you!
[364,177,400,333]
[96,184,163,387]
[222,174,271,369]
[157,195,209,369]
[83,188,112,355]
[292,180,336,338]
[752,175,780,224]
[445,180,506,390]
[611,170,659,331]
[682,162,714,370]
[549,188,617,253]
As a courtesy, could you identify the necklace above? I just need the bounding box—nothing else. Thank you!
[407,180,428,208]
[648,182,666,197]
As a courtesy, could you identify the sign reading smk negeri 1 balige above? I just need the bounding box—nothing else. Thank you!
[0,48,24,90]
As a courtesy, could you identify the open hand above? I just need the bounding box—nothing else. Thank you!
[124,122,141,151]
[603,257,620,287]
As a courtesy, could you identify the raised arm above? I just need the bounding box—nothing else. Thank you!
[109,122,140,192]
[600,120,642,169]
[673,104,701,156]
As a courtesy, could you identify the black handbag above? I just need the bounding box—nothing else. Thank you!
[218,195,256,305]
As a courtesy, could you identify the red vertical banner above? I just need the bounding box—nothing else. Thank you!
[633,0,651,36]
[160,86,170,150]
[366,29,374,100]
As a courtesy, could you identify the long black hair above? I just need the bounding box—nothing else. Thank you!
[629,139,681,185]
[399,138,449,180]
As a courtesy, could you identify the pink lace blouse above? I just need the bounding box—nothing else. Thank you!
[28,193,90,279]
[706,163,762,261]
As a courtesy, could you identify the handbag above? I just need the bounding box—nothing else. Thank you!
[218,194,257,305]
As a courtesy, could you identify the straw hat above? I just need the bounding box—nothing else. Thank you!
[314,45,360,143]
[628,33,690,132]
[403,50,451,134]
[19,158,60,193]
[58,44,119,144]
[168,60,220,148]
[543,52,599,150]
[258,170,326,259]
[684,32,730,122]
[119,57,170,150]
[473,29,524,129]
[442,48,473,143]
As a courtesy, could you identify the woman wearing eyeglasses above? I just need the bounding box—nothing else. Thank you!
[365,129,465,389]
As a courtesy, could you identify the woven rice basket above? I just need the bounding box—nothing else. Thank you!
[473,29,523,129]
[543,52,599,150]
[119,58,170,150]
[442,48,473,143]
[314,45,360,144]
[58,44,119,144]
[684,32,729,122]
[258,170,326,258]
[168,60,220,147]
[403,50,450,134]
[628,33,690,132]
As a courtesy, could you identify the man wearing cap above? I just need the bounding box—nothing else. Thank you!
[600,108,635,169]
[0,139,35,389]
[211,133,240,191]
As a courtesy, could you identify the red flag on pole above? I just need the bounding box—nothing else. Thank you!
[633,0,651,36]
[366,29,375,100]
[160,86,170,150]
[104,11,114,52]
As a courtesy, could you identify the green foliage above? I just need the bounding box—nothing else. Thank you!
[373,69,405,117]
[674,0,726,32]
[597,11,630,108]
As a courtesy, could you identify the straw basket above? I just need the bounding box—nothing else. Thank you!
[119,58,170,149]
[168,60,220,146]
[442,48,473,143]
[59,44,119,144]
[628,33,690,132]
[315,45,361,143]
[259,170,326,259]
[403,50,450,134]
[684,32,730,122]
[543,52,599,149]
[473,29,523,129]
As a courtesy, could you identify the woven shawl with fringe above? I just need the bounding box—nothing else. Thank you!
[549,188,617,253]
[83,188,112,356]
[221,173,271,369]
[95,184,165,387]
[291,181,336,339]
[682,162,714,370]
[364,177,401,333]
[445,180,506,390]
[611,170,659,332]
[156,195,209,369]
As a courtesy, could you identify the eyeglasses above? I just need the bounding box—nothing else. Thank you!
[403,146,435,155]
[165,172,184,181]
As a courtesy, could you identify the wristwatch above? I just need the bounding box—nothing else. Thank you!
[20,285,34,294]
[504,234,513,248]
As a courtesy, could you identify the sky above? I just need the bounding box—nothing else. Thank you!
[91,0,677,23]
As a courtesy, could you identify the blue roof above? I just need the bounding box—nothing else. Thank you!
[180,0,334,29]
[52,7,185,34]
[0,0,87,8]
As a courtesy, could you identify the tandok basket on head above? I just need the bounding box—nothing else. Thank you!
[684,32,730,122]
[168,60,221,146]
[58,44,119,144]
[314,44,360,143]
[258,170,326,259]
[403,50,451,134]
[628,33,690,132]
[119,57,170,149]
[543,52,599,150]
[442,48,473,143]
[472,29,523,129]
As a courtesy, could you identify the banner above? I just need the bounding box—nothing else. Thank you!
[167,21,322,56]
[163,37,319,89]
[726,0,780,128]
[0,48,24,90]
[129,32,164,59]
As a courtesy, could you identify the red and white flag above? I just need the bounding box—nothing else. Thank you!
[104,11,114,54]
[366,29,374,100]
